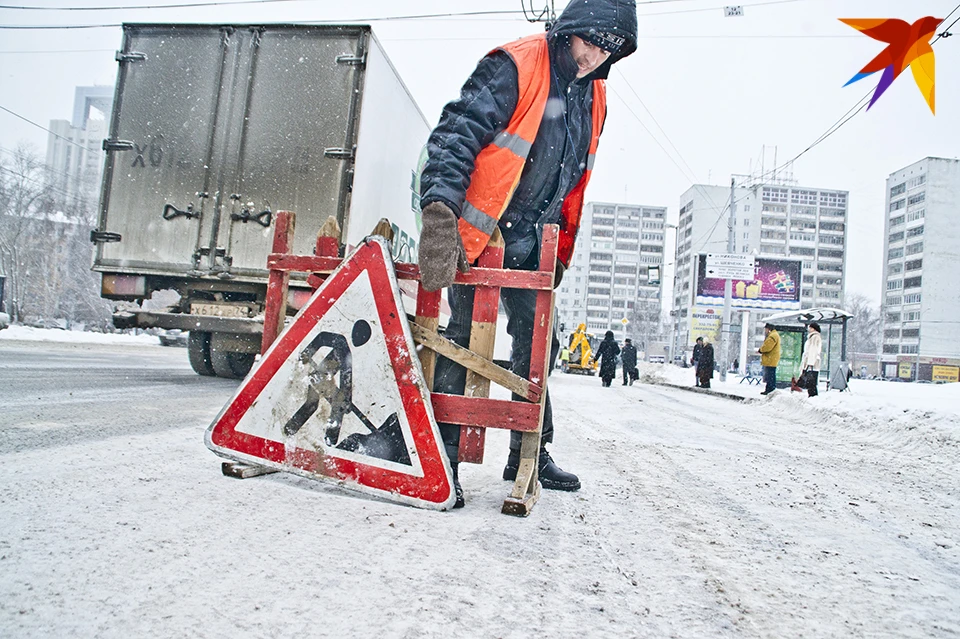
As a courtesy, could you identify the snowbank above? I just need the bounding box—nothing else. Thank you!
[0,324,160,346]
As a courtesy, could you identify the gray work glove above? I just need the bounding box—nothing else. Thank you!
[553,261,565,289]
[418,201,470,291]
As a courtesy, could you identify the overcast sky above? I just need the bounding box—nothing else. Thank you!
[1,0,958,306]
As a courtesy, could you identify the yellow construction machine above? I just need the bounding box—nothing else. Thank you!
[564,324,598,375]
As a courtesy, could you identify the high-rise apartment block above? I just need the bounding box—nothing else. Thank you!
[880,157,960,378]
[672,180,848,353]
[45,86,114,212]
[555,202,666,341]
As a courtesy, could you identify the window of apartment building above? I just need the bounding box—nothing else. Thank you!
[887,280,902,291]
[907,192,925,206]
[762,187,788,202]
[742,244,750,252]
[643,220,664,229]
[888,231,904,243]
[901,345,919,354]
[762,216,787,227]
[902,328,920,338]
[587,287,608,296]
[763,230,787,240]
[819,290,841,299]
[742,218,750,226]
[819,263,843,273]
[790,232,814,242]
[611,299,625,308]
[618,219,639,229]
[890,182,906,197]
[591,311,609,320]
[641,233,663,242]
[820,221,844,232]
[820,191,847,207]
[907,174,926,188]
[820,208,846,218]
[886,312,900,323]
[890,215,905,226]
[615,264,635,274]
[907,208,925,222]
[593,228,614,238]
[743,232,750,240]
[618,230,639,240]
[762,245,786,254]
[818,277,841,287]
[588,274,611,284]
[889,199,905,212]
[903,293,921,304]
[903,276,922,289]
[792,205,817,217]
[819,236,844,245]
[588,321,606,331]
[790,247,815,256]
[803,275,814,284]
[905,311,920,321]
[762,204,787,213]
[905,259,922,271]
[907,225,924,238]
[883,344,899,354]
[802,261,813,270]
[587,297,607,307]
[905,242,923,256]
[888,247,904,260]
[802,289,813,297]
[592,252,613,262]
[884,328,900,338]
[640,244,661,254]
[888,263,903,275]
[819,250,844,259]
[791,190,818,205]
[791,220,817,232]
[887,295,902,306]
[614,277,635,286]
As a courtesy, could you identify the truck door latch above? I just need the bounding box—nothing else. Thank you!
[162,203,200,220]
[103,139,135,152]
[231,207,273,228]
[115,51,147,63]
[90,230,122,243]
[324,147,355,160]
[336,54,366,66]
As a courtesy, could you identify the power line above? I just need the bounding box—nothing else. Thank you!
[0,105,90,151]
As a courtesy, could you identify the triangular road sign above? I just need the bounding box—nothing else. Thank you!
[205,238,455,510]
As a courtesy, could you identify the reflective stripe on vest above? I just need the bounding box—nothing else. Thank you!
[456,34,606,265]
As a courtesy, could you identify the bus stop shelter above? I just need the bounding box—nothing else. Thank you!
[762,307,854,391]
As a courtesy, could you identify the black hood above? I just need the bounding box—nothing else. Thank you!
[548,0,638,79]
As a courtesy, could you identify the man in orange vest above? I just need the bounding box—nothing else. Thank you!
[418,0,638,507]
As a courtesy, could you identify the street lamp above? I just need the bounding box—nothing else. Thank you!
[664,222,679,366]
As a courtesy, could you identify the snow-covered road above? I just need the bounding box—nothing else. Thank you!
[0,335,957,637]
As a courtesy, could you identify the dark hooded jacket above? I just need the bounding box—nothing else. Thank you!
[621,341,638,369]
[594,330,621,379]
[420,0,638,268]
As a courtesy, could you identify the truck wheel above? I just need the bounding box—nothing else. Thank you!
[210,348,255,379]
[188,331,216,376]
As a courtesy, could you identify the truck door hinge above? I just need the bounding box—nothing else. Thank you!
[90,230,122,243]
[162,203,200,220]
[324,147,355,160]
[115,51,147,63]
[103,139,135,152]
[336,53,366,66]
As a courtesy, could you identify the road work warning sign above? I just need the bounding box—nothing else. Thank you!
[206,238,455,510]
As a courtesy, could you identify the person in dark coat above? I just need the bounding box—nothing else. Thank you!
[620,338,639,385]
[691,336,704,387]
[594,331,621,387]
[697,337,715,389]
[415,0,639,506]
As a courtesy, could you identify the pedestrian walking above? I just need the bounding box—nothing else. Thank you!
[594,330,621,387]
[691,336,704,387]
[697,337,715,389]
[621,338,638,385]
[559,346,571,373]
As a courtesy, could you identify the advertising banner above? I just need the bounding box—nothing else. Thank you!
[898,362,914,379]
[932,365,959,383]
[688,306,722,347]
[696,255,802,311]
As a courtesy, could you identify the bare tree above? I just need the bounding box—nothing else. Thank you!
[627,289,665,355]
[842,292,881,372]
[0,144,111,327]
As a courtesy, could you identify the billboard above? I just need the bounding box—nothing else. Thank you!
[688,306,721,347]
[696,254,802,311]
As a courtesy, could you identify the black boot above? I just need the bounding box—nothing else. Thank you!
[503,448,581,491]
[450,462,464,509]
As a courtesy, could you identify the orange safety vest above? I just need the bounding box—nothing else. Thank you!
[456,33,606,268]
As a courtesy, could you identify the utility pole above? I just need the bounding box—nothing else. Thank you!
[718,178,736,382]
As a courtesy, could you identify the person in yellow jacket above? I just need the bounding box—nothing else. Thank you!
[758,323,781,395]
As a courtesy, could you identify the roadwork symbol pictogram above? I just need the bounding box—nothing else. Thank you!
[205,238,455,510]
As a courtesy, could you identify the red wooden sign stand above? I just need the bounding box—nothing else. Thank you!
[250,211,557,516]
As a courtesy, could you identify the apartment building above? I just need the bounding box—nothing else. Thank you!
[555,202,667,343]
[45,86,114,212]
[880,157,960,379]
[672,180,849,353]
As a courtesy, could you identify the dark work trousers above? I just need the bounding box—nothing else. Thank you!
[806,370,819,397]
[763,365,777,393]
[432,282,560,461]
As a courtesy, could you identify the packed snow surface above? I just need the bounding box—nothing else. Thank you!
[0,329,957,637]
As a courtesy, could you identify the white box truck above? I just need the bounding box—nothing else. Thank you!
[92,24,429,377]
